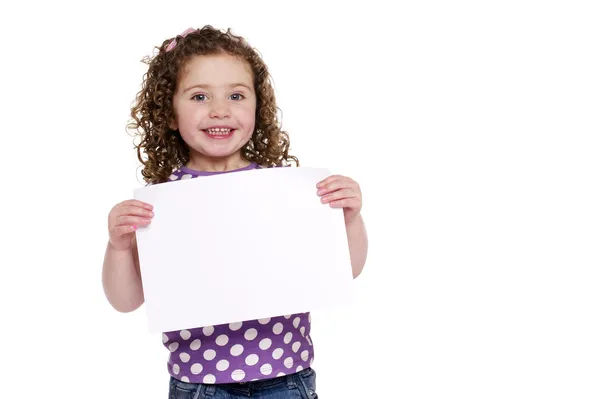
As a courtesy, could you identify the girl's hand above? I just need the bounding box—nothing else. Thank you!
[316,175,362,223]
[108,200,154,250]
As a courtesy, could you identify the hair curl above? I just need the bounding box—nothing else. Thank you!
[127,25,299,185]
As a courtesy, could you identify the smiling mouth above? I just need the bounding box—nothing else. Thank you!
[203,128,235,138]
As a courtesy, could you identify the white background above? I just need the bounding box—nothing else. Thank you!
[1,1,599,398]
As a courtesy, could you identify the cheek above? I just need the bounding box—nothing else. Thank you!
[174,104,198,127]
[240,107,256,127]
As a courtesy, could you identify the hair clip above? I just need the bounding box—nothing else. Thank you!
[165,27,197,52]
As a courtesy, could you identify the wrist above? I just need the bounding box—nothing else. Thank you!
[108,239,132,253]
[344,212,362,226]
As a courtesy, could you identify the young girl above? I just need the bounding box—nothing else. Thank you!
[102,25,368,398]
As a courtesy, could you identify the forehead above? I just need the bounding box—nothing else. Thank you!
[179,53,254,86]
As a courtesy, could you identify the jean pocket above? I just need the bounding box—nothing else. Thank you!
[169,377,202,399]
[298,368,318,399]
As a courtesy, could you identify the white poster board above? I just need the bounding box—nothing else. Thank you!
[133,167,354,333]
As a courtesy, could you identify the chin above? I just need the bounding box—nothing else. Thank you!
[198,146,246,158]
[186,133,253,157]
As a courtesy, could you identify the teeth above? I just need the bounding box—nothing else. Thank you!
[206,128,232,135]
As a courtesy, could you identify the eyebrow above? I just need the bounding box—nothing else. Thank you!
[183,83,253,93]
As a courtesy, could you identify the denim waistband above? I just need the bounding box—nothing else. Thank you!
[182,368,314,398]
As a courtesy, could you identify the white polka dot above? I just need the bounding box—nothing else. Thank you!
[245,354,259,366]
[308,314,311,323]
[216,334,229,346]
[190,339,201,350]
[203,374,216,384]
[306,336,312,346]
[169,342,179,352]
[277,372,286,377]
[231,370,245,381]
[259,338,272,350]
[203,326,214,336]
[300,327,306,336]
[301,350,309,360]
[272,348,284,360]
[181,376,190,383]
[172,364,180,375]
[284,357,294,368]
[310,358,314,366]
[292,342,301,352]
[230,344,244,356]
[191,363,203,375]
[181,174,193,179]
[203,349,216,361]
[260,363,273,375]
[162,333,169,343]
[296,365,304,372]
[284,332,293,344]
[293,317,301,328]
[180,330,191,340]
[272,323,283,335]
[229,322,243,331]
[251,378,259,381]
[216,359,230,371]
[284,314,292,319]
[244,328,258,341]
[258,317,271,325]
[169,174,178,180]
[179,352,191,363]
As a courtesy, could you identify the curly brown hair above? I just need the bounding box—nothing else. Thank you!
[127,25,299,185]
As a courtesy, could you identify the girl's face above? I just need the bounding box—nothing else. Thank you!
[171,53,257,165]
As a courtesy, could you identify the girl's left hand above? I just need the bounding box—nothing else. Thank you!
[317,175,362,223]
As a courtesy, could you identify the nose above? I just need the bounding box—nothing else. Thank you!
[209,99,230,118]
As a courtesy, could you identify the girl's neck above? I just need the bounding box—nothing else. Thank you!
[185,154,251,173]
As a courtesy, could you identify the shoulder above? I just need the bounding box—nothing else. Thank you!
[169,168,196,181]
[145,167,193,186]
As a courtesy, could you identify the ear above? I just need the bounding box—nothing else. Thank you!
[169,118,178,131]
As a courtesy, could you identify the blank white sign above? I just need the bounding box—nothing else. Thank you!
[133,167,354,333]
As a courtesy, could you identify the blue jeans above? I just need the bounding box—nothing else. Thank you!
[168,368,318,398]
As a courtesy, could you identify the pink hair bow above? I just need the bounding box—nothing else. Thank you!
[165,27,196,52]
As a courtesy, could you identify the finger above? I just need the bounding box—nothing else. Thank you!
[320,188,355,203]
[316,174,344,189]
[119,200,153,210]
[114,215,152,227]
[317,178,356,196]
[119,205,155,218]
[110,205,153,227]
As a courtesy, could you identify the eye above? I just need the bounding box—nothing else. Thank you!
[229,93,245,101]
[191,94,206,101]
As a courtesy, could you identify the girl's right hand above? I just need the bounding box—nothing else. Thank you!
[108,200,154,250]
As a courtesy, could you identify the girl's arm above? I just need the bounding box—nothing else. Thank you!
[316,174,369,278]
[346,214,368,278]
[102,235,145,312]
